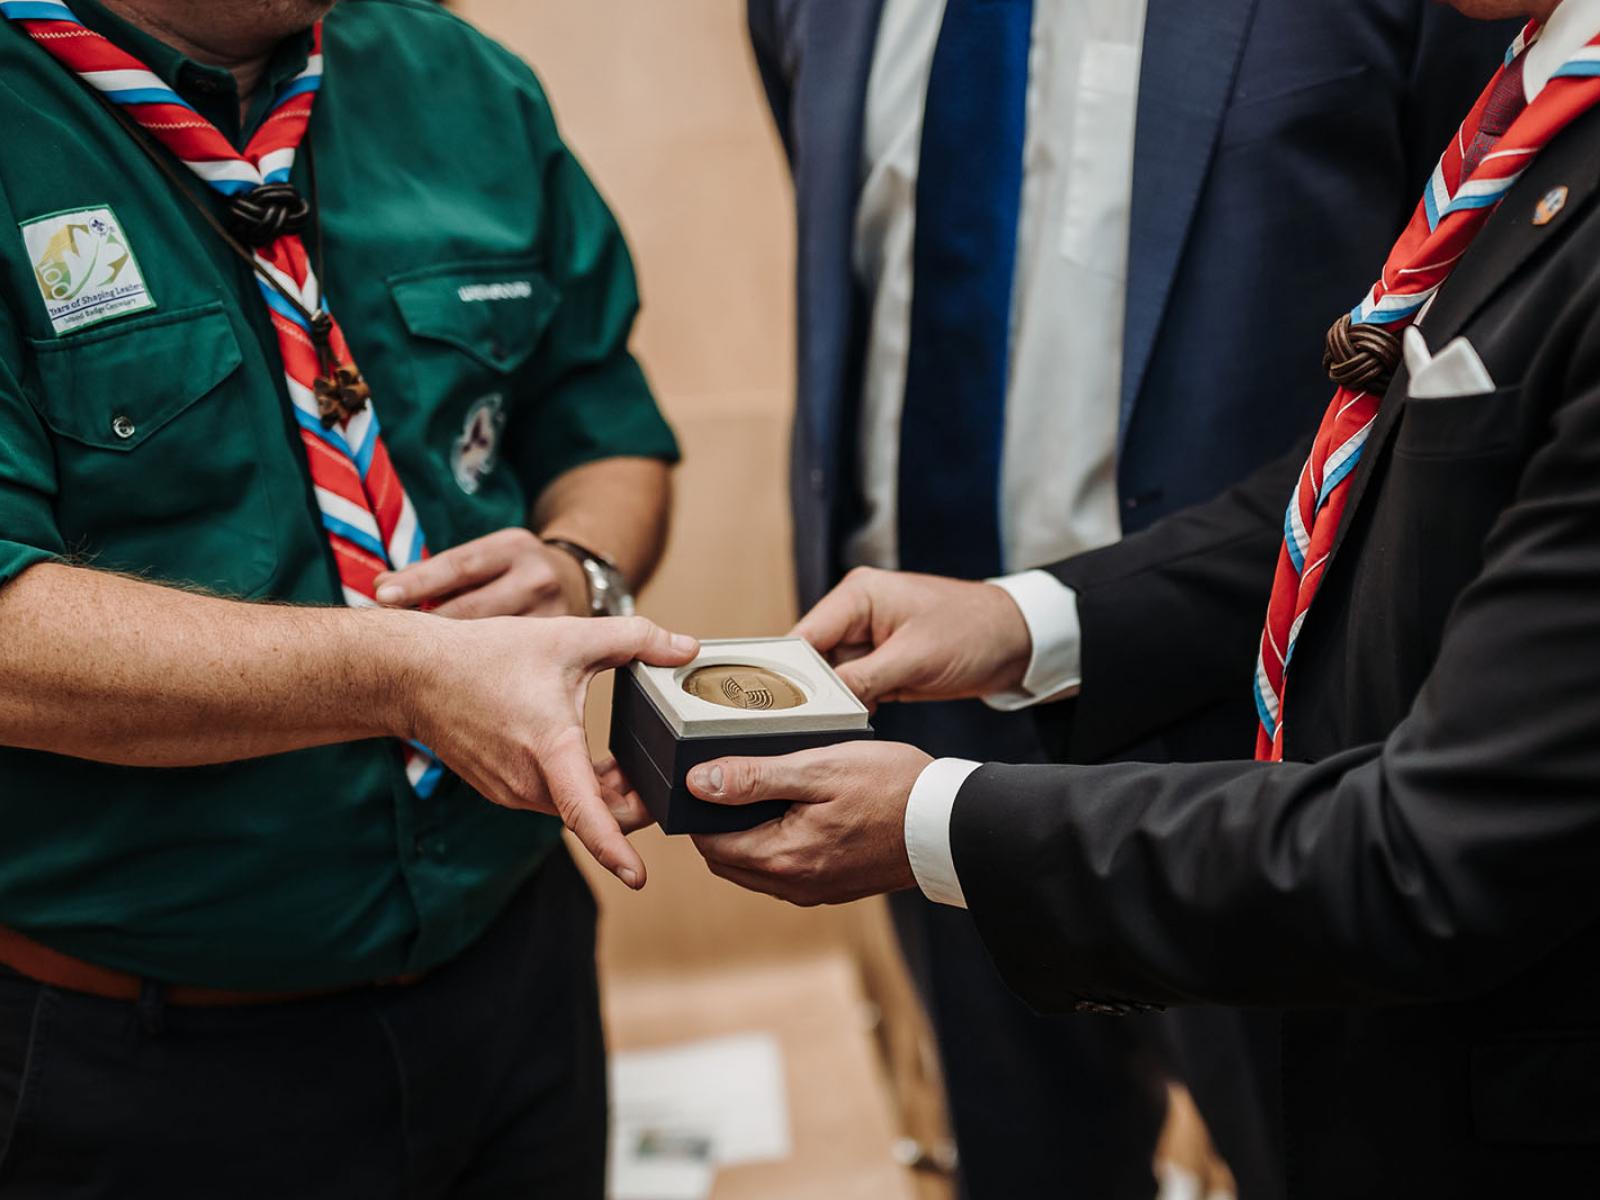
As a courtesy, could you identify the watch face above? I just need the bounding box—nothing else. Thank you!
[681,664,806,711]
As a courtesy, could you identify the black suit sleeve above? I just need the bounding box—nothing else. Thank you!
[1039,439,1306,763]
[746,0,795,162]
[955,309,1600,1015]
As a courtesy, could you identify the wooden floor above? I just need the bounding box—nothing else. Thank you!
[450,2,954,1196]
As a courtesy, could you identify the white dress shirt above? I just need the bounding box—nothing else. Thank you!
[903,5,1600,910]
[860,0,1149,909]
[848,0,1148,575]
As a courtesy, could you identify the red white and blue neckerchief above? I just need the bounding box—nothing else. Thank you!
[1254,21,1600,762]
[3,1,445,795]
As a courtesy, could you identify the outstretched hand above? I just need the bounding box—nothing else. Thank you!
[406,615,697,890]
[793,567,1033,708]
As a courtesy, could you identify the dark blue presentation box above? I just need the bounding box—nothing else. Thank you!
[608,638,875,835]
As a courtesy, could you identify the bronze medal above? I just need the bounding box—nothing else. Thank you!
[682,664,806,711]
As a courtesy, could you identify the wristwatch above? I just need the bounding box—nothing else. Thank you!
[543,538,635,617]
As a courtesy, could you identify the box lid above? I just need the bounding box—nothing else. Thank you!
[629,637,871,738]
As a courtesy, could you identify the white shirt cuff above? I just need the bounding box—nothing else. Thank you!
[904,758,981,909]
[983,570,1083,711]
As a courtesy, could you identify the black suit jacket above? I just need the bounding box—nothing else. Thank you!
[952,103,1600,1196]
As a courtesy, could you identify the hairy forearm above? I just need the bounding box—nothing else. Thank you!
[0,562,426,767]
[533,456,672,589]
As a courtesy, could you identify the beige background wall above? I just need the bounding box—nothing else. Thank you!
[451,0,854,977]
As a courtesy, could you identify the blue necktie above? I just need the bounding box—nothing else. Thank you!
[897,0,1032,579]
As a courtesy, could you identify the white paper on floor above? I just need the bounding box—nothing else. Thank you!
[609,1032,792,1200]
[609,1120,716,1200]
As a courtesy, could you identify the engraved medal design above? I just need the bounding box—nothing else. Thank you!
[682,664,806,711]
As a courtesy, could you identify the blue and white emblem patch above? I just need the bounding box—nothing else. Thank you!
[452,393,506,495]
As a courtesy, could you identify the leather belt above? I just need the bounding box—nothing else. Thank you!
[0,924,424,1007]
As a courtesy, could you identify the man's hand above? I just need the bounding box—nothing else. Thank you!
[686,742,933,906]
[402,615,697,889]
[374,527,588,618]
[594,754,655,836]
[795,567,1033,707]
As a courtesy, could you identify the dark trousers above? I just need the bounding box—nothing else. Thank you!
[878,700,1169,1200]
[0,847,605,1199]
[1107,708,1290,1200]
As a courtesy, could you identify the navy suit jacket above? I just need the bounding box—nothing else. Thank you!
[748,0,1517,609]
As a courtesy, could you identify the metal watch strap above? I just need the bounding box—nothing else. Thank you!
[543,538,634,617]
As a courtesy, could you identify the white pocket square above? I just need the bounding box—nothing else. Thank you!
[1403,327,1496,399]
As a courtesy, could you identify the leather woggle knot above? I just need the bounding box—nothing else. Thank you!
[226,182,311,247]
[1323,313,1402,396]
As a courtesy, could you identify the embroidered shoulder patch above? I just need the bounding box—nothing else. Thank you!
[21,206,155,335]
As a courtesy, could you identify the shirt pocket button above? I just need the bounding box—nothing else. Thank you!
[111,415,137,440]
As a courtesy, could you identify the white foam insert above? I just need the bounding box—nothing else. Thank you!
[629,637,871,738]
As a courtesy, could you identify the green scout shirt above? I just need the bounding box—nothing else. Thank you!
[0,0,678,989]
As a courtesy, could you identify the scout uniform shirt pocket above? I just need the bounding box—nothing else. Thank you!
[25,302,279,598]
[389,260,557,377]
[386,260,558,524]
